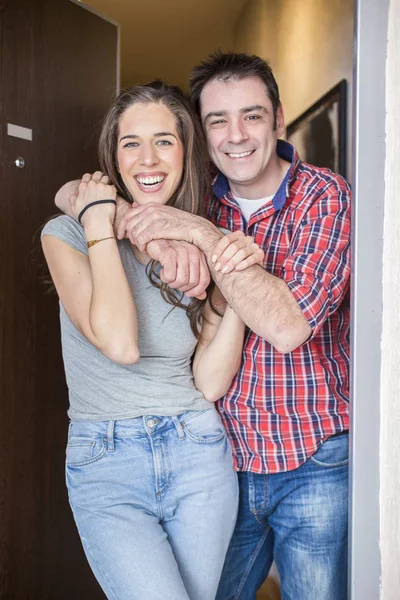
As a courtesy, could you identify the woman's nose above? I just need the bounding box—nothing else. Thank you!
[139,144,159,167]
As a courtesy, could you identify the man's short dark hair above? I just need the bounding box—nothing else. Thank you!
[189,50,281,128]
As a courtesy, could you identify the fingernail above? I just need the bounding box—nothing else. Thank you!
[211,254,217,263]
[221,265,230,274]
[215,262,221,271]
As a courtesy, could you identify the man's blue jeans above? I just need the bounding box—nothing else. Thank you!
[216,432,349,600]
[66,409,238,600]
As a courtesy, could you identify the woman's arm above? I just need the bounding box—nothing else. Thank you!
[42,174,139,365]
[193,287,245,402]
[193,232,265,401]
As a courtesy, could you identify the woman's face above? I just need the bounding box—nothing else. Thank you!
[116,101,184,205]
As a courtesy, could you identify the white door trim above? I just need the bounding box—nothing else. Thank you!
[350,0,388,597]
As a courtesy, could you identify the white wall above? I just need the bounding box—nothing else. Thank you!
[380,0,400,596]
[233,0,353,177]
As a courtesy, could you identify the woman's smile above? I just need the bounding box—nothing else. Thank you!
[134,171,167,193]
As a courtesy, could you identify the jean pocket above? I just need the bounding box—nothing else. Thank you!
[183,409,226,444]
[309,433,349,468]
[66,435,106,468]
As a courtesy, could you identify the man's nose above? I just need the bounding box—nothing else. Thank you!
[227,120,248,144]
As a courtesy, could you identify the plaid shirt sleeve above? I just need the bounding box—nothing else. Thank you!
[281,181,351,338]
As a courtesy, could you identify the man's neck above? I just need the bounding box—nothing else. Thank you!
[229,156,290,200]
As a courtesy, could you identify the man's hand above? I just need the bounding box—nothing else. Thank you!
[116,203,203,250]
[114,195,134,236]
[146,239,210,300]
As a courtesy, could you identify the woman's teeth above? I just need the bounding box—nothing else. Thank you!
[136,175,165,186]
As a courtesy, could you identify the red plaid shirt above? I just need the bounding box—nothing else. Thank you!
[207,140,351,474]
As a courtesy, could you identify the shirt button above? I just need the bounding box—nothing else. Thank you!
[147,419,155,429]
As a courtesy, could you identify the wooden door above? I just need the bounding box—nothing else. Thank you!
[0,0,117,597]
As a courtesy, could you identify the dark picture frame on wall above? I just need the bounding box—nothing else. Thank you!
[286,80,347,178]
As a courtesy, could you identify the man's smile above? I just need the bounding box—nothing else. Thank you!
[225,150,256,159]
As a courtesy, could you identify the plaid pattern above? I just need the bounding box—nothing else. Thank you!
[207,140,351,474]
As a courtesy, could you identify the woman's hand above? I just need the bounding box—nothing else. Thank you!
[71,171,117,226]
[211,231,265,274]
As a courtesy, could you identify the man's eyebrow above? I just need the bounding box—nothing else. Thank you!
[203,106,268,123]
[119,132,177,142]
[203,110,228,123]
[240,105,268,114]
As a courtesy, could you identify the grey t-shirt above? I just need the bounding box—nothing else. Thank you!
[41,216,211,420]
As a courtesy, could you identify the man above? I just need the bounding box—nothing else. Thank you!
[118,51,350,600]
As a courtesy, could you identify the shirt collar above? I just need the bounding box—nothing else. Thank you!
[212,139,301,211]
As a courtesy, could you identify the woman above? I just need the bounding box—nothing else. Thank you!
[41,81,263,600]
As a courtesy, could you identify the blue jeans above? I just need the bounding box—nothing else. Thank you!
[216,432,349,600]
[66,409,238,600]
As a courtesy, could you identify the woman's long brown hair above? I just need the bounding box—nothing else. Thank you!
[98,80,212,338]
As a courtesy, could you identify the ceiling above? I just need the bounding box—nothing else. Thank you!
[81,0,249,90]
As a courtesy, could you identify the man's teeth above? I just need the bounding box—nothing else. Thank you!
[137,175,165,185]
[227,151,253,158]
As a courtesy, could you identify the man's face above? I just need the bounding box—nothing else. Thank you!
[200,76,285,199]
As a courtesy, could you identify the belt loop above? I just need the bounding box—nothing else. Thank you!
[173,416,185,441]
[107,420,115,452]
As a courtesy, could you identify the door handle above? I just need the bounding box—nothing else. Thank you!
[14,157,25,168]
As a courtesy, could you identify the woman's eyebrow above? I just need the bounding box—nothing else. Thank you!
[119,134,139,142]
[119,132,177,142]
[153,132,177,138]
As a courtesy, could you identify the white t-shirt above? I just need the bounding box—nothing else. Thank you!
[234,194,274,222]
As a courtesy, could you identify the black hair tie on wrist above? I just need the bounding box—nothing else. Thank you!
[78,199,117,225]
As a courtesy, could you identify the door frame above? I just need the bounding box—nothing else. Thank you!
[70,0,120,93]
[66,0,390,596]
[350,0,389,597]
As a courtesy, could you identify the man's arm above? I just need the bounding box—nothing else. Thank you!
[117,185,351,354]
[117,204,310,352]
[54,179,80,216]
[192,224,311,353]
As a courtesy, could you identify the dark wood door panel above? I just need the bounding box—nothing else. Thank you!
[0,0,117,597]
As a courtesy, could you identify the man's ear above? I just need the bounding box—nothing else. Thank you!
[275,103,286,138]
